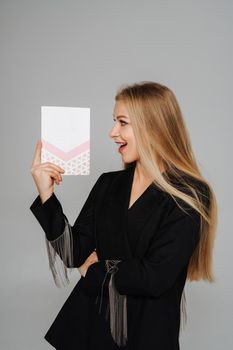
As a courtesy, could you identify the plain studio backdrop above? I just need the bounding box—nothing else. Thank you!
[0,0,232,349]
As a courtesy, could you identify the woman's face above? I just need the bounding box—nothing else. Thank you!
[109,100,139,163]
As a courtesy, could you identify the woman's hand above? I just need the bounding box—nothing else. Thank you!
[78,250,99,277]
[30,140,65,203]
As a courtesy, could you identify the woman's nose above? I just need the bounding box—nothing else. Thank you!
[109,123,119,139]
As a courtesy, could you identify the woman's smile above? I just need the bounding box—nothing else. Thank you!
[115,141,128,153]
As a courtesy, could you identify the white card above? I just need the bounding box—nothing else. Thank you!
[41,106,90,175]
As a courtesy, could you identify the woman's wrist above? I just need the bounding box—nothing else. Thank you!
[78,264,88,277]
[79,262,96,277]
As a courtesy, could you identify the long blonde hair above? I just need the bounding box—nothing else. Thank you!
[115,81,218,283]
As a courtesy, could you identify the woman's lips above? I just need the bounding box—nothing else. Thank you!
[118,144,127,153]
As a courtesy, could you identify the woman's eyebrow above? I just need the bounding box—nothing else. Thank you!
[112,114,128,119]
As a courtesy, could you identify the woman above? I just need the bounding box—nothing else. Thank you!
[30,81,217,349]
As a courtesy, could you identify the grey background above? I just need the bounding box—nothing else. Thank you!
[0,0,232,349]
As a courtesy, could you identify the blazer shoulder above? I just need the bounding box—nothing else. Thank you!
[97,168,129,191]
[100,167,128,180]
[102,167,127,175]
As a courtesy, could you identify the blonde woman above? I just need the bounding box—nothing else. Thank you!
[30,81,217,349]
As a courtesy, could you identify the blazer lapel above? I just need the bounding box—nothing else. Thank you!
[96,162,166,260]
[96,163,135,260]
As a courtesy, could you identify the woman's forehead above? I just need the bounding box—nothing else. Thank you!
[113,100,129,118]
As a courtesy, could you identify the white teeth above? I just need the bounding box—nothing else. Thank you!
[116,142,127,146]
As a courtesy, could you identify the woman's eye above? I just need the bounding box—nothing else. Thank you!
[113,119,127,126]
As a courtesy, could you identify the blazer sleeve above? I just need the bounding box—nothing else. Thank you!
[82,197,202,299]
[29,172,106,287]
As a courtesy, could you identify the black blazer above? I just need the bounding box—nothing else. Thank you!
[30,162,206,350]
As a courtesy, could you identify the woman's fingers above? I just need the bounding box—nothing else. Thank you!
[31,141,66,195]
[43,167,63,181]
[31,141,65,174]
[41,162,65,174]
[39,162,65,183]
[44,169,62,184]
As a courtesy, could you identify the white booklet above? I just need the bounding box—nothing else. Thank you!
[41,106,90,175]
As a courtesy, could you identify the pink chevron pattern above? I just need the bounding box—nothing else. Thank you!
[41,138,90,161]
[41,138,90,175]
